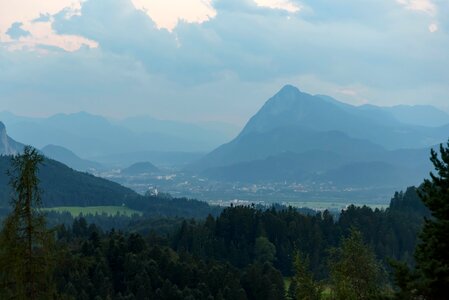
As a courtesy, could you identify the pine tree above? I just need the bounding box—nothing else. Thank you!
[0,146,55,299]
[290,251,322,300]
[329,229,385,300]
[412,141,449,298]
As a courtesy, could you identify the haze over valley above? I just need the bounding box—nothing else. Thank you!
[2,84,447,209]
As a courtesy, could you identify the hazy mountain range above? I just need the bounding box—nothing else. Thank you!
[2,84,448,194]
[192,85,448,188]
[41,144,104,172]
[0,111,239,166]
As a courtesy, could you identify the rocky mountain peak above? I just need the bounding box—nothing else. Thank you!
[0,121,24,155]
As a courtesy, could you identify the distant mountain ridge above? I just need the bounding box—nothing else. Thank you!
[0,111,238,164]
[190,85,442,189]
[41,144,103,172]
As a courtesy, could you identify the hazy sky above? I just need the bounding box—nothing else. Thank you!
[0,0,448,125]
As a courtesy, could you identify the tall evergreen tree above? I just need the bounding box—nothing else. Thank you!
[0,146,55,299]
[412,141,449,298]
[289,251,322,300]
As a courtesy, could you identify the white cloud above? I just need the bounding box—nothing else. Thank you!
[254,0,301,13]
[0,0,97,51]
[130,0,217,31]
[5,20,98,52]
[396,0,436,15]
[0,0,82,34]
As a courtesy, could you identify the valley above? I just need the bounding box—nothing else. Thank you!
[101,168,399,209]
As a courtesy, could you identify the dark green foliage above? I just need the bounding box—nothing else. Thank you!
[0,146,435,299]
[53,218,284,299]
[0,155,138,207]
[0,155,221,219]
[172,201,425,278]
[394,141,449,299]
[0,146,55,299]
[241,262,285,300]
[128,194,222,219]
[328,229,386,300]
[290,252,322,300]
[389,186,429,216]
[254,236,276,263]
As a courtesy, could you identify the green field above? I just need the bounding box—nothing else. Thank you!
[43,206,143,217]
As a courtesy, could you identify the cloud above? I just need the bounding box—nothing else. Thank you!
[0,0,448,123]
[0,0,97,51]
[254,0,301,12]
[131,0,216,31]
[396,0,436,15]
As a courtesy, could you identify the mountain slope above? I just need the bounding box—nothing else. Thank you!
[0,156,139,207]
[191,127,385,171]
[190,85,441,188]
[202,149,430,186]
[203,150,346,182]
[41,144,103,172]
[0,121,24,155]
[239,85,447,149]
[385,105,449,127]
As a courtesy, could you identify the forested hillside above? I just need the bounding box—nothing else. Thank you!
[0,155,139,207]
[25,185,425,299]
[0,155,220,219]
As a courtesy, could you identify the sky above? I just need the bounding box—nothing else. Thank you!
[0,0,448,125]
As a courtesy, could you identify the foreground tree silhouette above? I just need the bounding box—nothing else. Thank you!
[0,146,55,299]
[396,141,449,299]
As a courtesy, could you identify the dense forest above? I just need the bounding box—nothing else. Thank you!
[0,143,448,299]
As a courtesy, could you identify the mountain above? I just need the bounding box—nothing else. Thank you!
[238,85,447,150]
[41,144,103,172]
[316,96,449,128]
[190,85,441,189]
[192,85,447,170]
[203,150,346,182]
[121,162,160,175]
[0,111,237,161]
[0,155,139,208]
[118,115,239,146]
[192,128,385,171]
[203,149,430,187]
[0,121,24,155]
[385,105,449,127]
[319,161,422,187]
